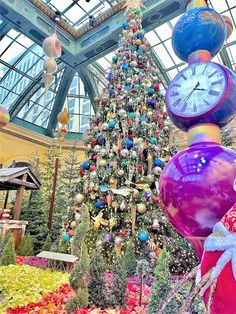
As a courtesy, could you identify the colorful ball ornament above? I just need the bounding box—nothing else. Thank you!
[172,7,226,62]
[124,138,134,150]
[103,234,112,242]
[137,203,147,214]
[139,231,149,242]
[108,120,116,129]
[95,200,105,209]
[0,106,10,128]
[75,194,85,204]
[154,159,163,167]
[63,233,70,241]
[82,161,90,170]
[122,63,129,71]
[70,221,77,229]
[99,159,108,167]
[112,56,118,63]
[222,15,233,39]
[68,230,74,237]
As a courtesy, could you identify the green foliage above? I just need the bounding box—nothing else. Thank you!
[148,249,178,314]
[108,257,127,308]
[21,190,48,255]
[66,207,90,311]
[124,240,137,277]
[221,128,233,148]
[17,234,34,256]
[88,250,106,308]
[69,241,90,308]
[42,233,52,251]
[71,207,90,257]
[0,234,16,266]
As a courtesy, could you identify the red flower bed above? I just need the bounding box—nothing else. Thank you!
[7,277,150,314]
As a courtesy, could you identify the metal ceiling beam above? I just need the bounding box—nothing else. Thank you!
[9,63,65,119]
[46,66,75,137]
[0,0,188,69]
[78,68,98,114]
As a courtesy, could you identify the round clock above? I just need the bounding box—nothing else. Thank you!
[165,62,236,131]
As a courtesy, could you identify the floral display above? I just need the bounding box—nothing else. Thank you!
[0,265,69,312]
[16,256,48,268]
[5,272,150,314]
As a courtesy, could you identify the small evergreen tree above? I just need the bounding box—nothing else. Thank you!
[21,190,48,254]
[0,234,16,266]
[65,208,90,312]
[124,240,137,277]
[88,249,106,308]
[65,241,90,312]
[221,128,233,148]
[148,249,178,314]
[42,233,52,251]
[108,257,127,308]
[17,234,34,256]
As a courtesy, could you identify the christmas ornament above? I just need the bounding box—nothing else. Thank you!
[103,234,112,242]
[0,106,10,128]
[70,221,77,229]
[139,231,149,242]
[137,203,147,214]
[93,212,109,229]
[151,219,159,229]
[75,194,85,204]
[63,233,70,241]
[82,161,90,170]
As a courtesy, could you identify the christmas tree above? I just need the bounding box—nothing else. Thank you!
[62,0,196,273]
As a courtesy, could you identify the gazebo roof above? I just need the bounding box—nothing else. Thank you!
[0,167,41,190]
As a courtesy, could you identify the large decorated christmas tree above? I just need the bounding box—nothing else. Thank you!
[62,0,197,273]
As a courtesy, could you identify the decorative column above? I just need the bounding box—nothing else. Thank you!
[159,0,236,258]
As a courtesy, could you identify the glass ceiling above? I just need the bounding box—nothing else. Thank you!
[0,0,235,137]
[42,0,120,31]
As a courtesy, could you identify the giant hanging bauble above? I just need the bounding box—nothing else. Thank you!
[172,7,226,62]
[160,142,236,257]
[42,33,61,58]
[0,106,10,128]
[43,58,57,74]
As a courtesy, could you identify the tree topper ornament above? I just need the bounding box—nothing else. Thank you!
[124,0,144,14]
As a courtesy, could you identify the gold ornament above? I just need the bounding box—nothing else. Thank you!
[57,107,70,125]
[99,159,107,167]
[109,218,117,228]
[109,177,118,188]
[147,238,157,251]
[118,169,125,176]
[147,153,153,173]
[132,189,140,199]
[93,212,109,229]
[70,221,77,229]
[75,193,85,204]
[137,203,147,214]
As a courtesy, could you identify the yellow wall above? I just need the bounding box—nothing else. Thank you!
[0,123,86,167]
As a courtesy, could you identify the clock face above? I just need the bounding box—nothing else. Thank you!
[166,62,228,118]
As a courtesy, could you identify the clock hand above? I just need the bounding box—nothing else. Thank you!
[194,88,206,91]
[181,82,200,104]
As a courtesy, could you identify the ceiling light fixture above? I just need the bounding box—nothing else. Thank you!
[54,11,61,22]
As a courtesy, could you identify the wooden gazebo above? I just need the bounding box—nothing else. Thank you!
[0,167,41,247]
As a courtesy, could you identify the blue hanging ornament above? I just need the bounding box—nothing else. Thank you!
[154,159,163,167]
[150,138,157,145]
[128,112,135,119]
[124,138,134,150]
[137,48,144,55]
[109,88,116,97]
[139,231,149,242]
[63,233,70,241]
[148,87,154,96]
[122,21,129,29]
[140,115,148,123]
[108,120,116,129]
[82,161,90,170]
[122,63,129,71]
[112,56,118,64]
[95,200,105,209]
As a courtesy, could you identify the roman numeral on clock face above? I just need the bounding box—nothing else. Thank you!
[209,90,220,96]
[170,92,179,97]
[208,70,218,78]
[172,98,181,107]
[192,66,196,76]
[181,74,187,80]
[211,78,223,86]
